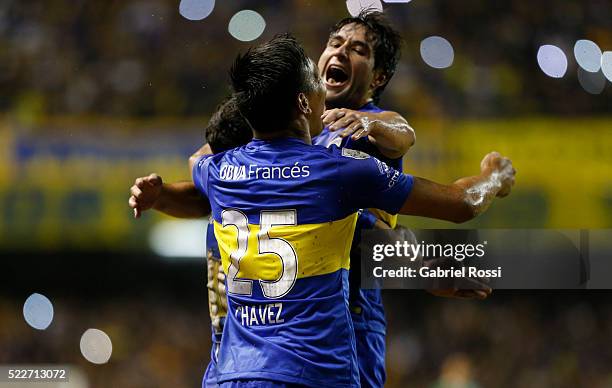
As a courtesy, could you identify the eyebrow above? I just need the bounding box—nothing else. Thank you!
[328,34,371,50]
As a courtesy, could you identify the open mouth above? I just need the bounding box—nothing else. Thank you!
[325,65,349,87]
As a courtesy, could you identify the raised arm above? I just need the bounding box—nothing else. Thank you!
[128,174,210,219]
[322,108,415,158]
[399,152,515,223]
[129,144,214,219]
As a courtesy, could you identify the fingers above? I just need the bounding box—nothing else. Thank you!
[453,289,491,299]
[351,124,371,140]
[130,184,143,199]
[129,173,161,218]
[134,174,162,189]
[339,121,363,138]
[129,196,141,218]
[322,109,346,126]
[128,195,141,218]
[329,115,358,132]
[147,173,162,186]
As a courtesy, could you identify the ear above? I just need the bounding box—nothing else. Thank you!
[297,93,312,114]
[369,70,387,92]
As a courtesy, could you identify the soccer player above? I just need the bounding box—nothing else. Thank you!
[130,98,252,388]
[314,12,419,388]
[190,16,415,387]
[132,34,515,387]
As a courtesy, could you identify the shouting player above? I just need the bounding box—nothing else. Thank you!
[314,13,408,387]
[131,34,515,387]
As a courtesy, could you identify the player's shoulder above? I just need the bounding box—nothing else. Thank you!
[359,102,385,113]
[310,143,373,162]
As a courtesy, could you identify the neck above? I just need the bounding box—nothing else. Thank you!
[253,117,312,145]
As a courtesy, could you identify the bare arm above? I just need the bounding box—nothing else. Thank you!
[322,109,415,159]
[399,152,515,223]
[189,143,213,173]
[129,174,210,219]
[153,180,210,218]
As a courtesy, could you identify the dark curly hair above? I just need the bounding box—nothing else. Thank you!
[329,11,402,104]
[205,97,252,153]
[229,33,318,133]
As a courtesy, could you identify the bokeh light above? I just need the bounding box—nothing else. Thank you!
[179,0,215,21]
[23,293,54,330]
[577,68,606,95]
[601,51,612,83]
[537,45,567,78]
[228,10,266,42]
[574,39,602,73]
[346,0,383,17]
[80,328,113,364]
[420,36,454,69]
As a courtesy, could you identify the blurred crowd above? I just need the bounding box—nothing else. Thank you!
[0,296,211,388]
[2,291,612,388]
[0,0,610,122]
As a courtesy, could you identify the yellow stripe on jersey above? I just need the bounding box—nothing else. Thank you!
[368,208,398,229]
[214,212,358,282]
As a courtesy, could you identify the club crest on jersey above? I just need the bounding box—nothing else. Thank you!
[342,148,370,160]
[374,158,391,176]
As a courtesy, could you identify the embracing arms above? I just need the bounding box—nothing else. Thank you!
[322,108,415,159]
[399,152,515,223]
[128,144,212,219]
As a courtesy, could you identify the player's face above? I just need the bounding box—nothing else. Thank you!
[305,60,327,137]
[318,23,377,109]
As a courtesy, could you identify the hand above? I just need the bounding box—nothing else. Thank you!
[423,257,492,300]
[480,151,516,197]
[128,173,163,218]
[428,287,492,299]
[321,108,376,140]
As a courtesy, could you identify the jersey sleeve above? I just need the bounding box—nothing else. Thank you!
[337,148,413,214]
[192,154,215,201]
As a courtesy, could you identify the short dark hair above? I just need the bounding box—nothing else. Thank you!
[229,34,317,133]
[205,97,252,153]
[329,11,402,104]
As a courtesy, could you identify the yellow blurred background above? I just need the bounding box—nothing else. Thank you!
[1,116,610,252]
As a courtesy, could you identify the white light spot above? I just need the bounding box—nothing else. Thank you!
[537,45,568,78]
[601,52,612,83]
[346,0,383,17]
[149,220,208,259]
[574,40,602,73]
[228,10,266,42]
[80,328,113,364]
[23,293,54,330]
[179,0,215,21]
[577,68,606,95]
[420,36,454,69]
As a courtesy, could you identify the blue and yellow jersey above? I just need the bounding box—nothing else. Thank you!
[313,102,403,334]
[193,138,413,387]
[313,102,402,228]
